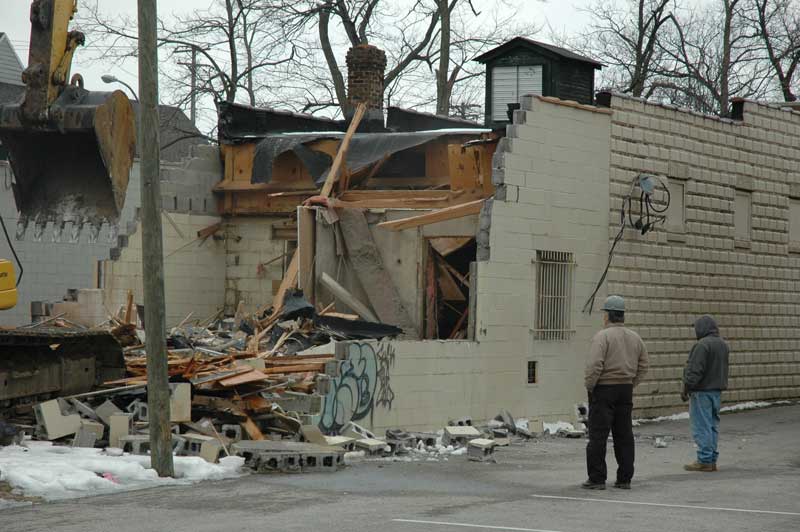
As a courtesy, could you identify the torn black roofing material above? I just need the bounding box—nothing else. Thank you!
[251,129,489,187]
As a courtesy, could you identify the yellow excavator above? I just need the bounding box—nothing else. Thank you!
[0,0,134,413]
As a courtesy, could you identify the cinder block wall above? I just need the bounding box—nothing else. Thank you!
[224,217,289,314]
[102,212,227,327]
[606,94,800,416]
[364,96,612,432]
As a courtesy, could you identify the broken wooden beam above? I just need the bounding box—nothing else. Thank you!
[377,199,484,231]
[197,222,223,239]
[319,272,379,323]
[320,103,366,198]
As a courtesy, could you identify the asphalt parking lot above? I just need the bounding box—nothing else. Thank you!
[2,403,798,532]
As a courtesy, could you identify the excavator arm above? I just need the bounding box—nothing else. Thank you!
[0,0,136,243]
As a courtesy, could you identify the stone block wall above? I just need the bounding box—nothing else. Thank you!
[605,94,800,416]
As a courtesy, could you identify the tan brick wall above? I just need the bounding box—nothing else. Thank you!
[607,94,800,416]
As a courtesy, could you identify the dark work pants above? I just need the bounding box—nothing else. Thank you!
[586,384,635,484]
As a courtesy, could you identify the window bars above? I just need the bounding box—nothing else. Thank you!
[533,250,575,341]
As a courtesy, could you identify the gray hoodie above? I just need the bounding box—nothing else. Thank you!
[683,315,730,391]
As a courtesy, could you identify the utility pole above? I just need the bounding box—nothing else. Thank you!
[137,0,174,477]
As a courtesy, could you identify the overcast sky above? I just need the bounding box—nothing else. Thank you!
[3,0,591,96]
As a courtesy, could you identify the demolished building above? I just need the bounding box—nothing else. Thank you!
[17,38,800,435]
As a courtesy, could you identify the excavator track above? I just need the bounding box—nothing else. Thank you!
[0,327,125,416]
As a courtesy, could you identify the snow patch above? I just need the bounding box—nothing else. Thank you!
[634,400,794,426]
[0,445,245,501]
[543,421,575,434]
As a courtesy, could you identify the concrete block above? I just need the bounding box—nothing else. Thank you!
[80,420,105,441]
[119,434,151,455]
[68,399,99,421]
[221,424,242,442]
[269,392,323,415]
[300,425,327,445]
[232,440,344,473]
[169,383,192,423]
[448,416,473,427]
[182,433,222,463]
[467,438,497,462]
[34,399,81,440]
[128,400,149,422]
[72,426,98,448]
[323,436,356,451]
[442,425,481,446]
[354,438,389,454]
[341,421,376,440]
[95,400,123,426]
[109,413,132,448]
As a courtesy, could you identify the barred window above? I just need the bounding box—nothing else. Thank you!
[533,250,575,341]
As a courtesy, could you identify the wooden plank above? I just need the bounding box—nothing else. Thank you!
[436,259,466,301]
[448,142,480,190]
[272,250,299,310]
[220,368,270,387]
[262,357,334,366]
[337,188,486,209]
[320,103,366,198]
[216,191,311,215]
[241,416,265,440]
[197,222,222,239]
[297,206,316,302]
[261,363,326,375]
[377,199,484,231]
[429,236,472,257]
[363,175,450,188]
[124,290,134,324]
[320,272,379,322]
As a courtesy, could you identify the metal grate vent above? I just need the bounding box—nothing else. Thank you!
[533,250,575,341]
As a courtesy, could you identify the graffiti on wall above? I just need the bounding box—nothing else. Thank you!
[319,341,395,434]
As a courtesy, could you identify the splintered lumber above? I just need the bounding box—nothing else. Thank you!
[241,416,265,440]
[261,363,326,375]
[219,369,270,387]
[124,290,135,324]
[436,259,466,301]
[320,272,379,322]
[297,206,316,302]
[320,103,366,198]
[377,199,484,231]
[272,250,299,311]
[197,222,223,239]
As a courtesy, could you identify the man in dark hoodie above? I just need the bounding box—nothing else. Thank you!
[682,315,729,472]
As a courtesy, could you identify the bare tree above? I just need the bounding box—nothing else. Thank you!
[281,0,538,117]
[578,0,674,97]
[657,0,771,116]
[79,0,298,127]
[747,0,800,101]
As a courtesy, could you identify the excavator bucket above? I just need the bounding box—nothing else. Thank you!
[0,86,136,239]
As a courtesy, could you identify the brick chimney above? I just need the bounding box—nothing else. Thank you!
[346,44,386,128]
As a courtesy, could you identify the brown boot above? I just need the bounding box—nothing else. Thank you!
[711,463,718,472]
[684,462,714,472]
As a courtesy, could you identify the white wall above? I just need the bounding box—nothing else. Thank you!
[324,96,613,433]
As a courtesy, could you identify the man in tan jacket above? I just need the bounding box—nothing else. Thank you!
[582,295,649,490]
